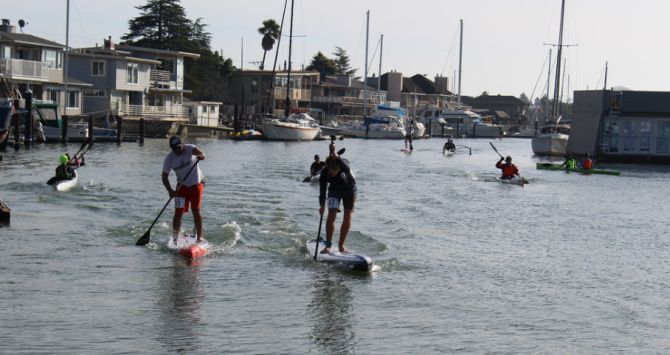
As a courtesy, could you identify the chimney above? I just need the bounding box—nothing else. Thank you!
[103,36,115,50]
[0,19,16,33]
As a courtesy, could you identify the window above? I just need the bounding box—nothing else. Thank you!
[67,90,80,108]
[127,63,139,84]
[83,89,105,97]
[42,50,62,69]
[47,88,59,103]
[0,46,10,59]
[91,61,105,76]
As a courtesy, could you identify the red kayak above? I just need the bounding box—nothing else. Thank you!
[168,234,210,259]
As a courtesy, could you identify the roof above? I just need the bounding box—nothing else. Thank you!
[115,44,200,59]
[70,50,161,65]
[472,95,525,106]
[149,87,192,94]
[315,76,372,90]
[379,73,452,96]
[494,110,511,119]
[184,99,222,105]
[0,31,64,49]
[233,69,320,77]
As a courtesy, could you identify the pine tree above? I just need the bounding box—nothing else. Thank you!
[121,0,235,101]
[306,52,337,81]
[332,46,356,76]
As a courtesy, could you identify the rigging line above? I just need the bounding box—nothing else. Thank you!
[367,35,382,74]
[440,23,461,76]
[265,0,289,114]
[526,50,551,114]
[593,64,605,91]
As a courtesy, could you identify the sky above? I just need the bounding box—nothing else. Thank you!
[6,0,670,101]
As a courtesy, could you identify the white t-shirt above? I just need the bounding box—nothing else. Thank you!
[162,144,203,187]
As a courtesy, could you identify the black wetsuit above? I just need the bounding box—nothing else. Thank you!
[310,161,326,176]
[319,158,356,206]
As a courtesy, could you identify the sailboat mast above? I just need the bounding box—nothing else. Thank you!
[552,0,566,121]
[545,49,551,124]
[363,10,369,117]
[284,0,294,118]
[457,19,463,107]
[378,34,383,94]
[603,61,608,90]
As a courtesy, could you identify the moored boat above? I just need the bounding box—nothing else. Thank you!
[261,113,321,141]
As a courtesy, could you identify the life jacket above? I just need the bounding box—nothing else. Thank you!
[55,165,73,179]
[582,158,592,170]
[565,159,577,169]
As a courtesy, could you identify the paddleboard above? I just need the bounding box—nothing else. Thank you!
[497,176,527,186]
[306,239,373,272]
[54,171,79,192]
[167,234,210,259]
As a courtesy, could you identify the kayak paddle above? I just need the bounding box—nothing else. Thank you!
[489,141,504,159]
[136,159,200,246]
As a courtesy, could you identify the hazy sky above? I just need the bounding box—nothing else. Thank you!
[6,0,670,100]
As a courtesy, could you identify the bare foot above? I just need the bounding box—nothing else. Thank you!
[338,247,350,254]
[320,248,331,254]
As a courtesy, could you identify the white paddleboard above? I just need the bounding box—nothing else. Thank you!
[306,239,373,272]
[167,234,210,259]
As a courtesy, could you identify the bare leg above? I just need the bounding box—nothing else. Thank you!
[338,208,353,252]
[193,207,203,242]
[173,209,184,241]
[322,208,337,253]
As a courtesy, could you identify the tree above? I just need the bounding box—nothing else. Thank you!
[258,19,280,70]
[519,92,529,104]
[121,0,235,102]
[306,51,337,81]
[332,46,356,76]
[481,91,489,96]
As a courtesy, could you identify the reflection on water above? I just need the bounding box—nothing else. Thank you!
[156,261,204,353]
[308,273,355,354]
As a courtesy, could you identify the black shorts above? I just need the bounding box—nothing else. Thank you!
[327,187,357,210]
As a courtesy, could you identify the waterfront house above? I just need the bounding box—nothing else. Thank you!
[69,38,200,133]
[184,100,222,127]
[570,89,670,163]
[311,74,380,122]
[470,94,525,123]
[0,19,86,117]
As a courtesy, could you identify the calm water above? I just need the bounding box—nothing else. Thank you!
[1,137,669,354]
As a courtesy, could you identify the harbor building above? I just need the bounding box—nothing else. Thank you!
[570,90,670,163]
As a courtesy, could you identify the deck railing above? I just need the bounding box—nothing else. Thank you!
[112,102,189,119]
[0,58,48,80]
[150,69,171,83]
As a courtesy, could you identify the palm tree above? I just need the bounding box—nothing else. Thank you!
[258,19,280,70]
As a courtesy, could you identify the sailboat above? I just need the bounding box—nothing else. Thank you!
[531,0,570,156]
[261,0,320,141]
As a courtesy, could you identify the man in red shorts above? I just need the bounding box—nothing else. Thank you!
[162,135,206,242]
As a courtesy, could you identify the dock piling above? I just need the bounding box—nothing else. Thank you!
[138,117,144,146]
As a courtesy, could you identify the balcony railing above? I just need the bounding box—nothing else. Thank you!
[0,58,49,80]
[112,102,189,119]
[273,87,311,101]
[150,69,171,83]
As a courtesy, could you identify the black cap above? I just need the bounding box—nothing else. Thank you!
[169,135,183,148]
[314,154,320,160]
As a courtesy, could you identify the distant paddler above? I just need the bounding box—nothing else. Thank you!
[561,153,577,170]
[496,155,520,180]
[162,135,206,243]
[303,154,326,182]
[443,139,456,153]
[318,142,357,254]
[580,153,593,170]
[46,153,78,186]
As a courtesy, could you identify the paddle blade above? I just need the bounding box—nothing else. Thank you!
[302,176,312,183]
[135,231,151,246]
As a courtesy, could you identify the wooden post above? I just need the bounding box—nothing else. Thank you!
[88,116,94,143]
[116,116,123,145]
[24,89,33,148]
[62,115,69,144]
[138,117,144,146]
[13,112,20,151]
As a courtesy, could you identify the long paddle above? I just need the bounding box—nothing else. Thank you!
[489,141,504,159]
[312,212,324,262]
[135,159,201,246]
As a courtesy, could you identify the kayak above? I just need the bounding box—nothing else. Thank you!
[497,176,527,186]
[443,149,455,156]
[536,163,620,176]
[53,171,79,192]
[306,239,373,272]
[167,234,210,259]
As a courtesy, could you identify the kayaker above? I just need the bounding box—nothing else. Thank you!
[47,154,76,185]
[581,153,593,170]
[310,154,326,176]
[318,149,357,254]
[443,139,456,153]
[162,135,206,243]
[561,153,577,169]
[496,156,520,180]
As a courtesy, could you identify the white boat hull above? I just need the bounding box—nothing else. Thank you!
[54,171,78,192]
[261,120,320,141]
[340,125,406,139]
[532,133,568,156]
